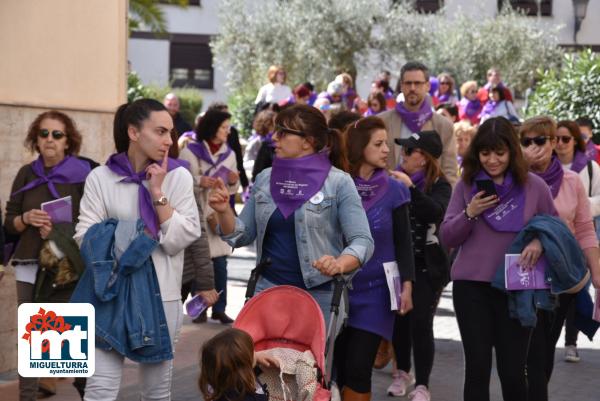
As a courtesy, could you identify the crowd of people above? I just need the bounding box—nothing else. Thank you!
[2,60,600,401]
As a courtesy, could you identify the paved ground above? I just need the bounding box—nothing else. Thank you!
[1,245,599,401]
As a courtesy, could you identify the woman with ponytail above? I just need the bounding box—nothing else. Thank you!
[74,98,201,400]
[334,116,415,401]
[208,104,374,319]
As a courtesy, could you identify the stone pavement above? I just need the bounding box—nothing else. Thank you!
[1,246,598,401]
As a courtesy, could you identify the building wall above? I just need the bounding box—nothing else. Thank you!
[128,0,227,111]
[0,0,127,374]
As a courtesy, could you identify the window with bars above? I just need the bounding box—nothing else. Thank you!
[169,35,213,89]
[497,0,552,16]
[391,0,443,13]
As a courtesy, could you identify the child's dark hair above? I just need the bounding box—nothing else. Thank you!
[113,98,167,153]
[275,104,349,172]
[195,109,232,142]
[199,328,256,401]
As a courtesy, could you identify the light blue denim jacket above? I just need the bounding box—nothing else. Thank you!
[221,167,374,289]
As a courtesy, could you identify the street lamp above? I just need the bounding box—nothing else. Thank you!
[572,0,590,43]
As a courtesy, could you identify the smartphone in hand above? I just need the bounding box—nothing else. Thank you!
[475,179,498,198]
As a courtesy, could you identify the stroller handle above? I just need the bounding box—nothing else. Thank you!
[330,274,346,314]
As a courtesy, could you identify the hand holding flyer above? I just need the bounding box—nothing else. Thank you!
[383,261,402,311]
[41,196,73,224]
[505,254,551,290]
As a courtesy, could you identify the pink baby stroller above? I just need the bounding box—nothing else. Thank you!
[233,264,347,401]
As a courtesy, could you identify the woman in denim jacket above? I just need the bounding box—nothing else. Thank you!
[209,104,374,319]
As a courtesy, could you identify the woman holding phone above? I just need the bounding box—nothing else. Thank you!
[440,117,557,401]
[208,104,374,322]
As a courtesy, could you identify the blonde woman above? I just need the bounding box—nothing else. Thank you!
[458,81,482,126]
[255,65,292,105]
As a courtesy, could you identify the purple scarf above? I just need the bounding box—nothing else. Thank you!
[270,152,332,218]
[571,150,588,174]
[436,91,451,103]
[471,171,525,232]
[395,98,433,134]
[353,169,390,211]
[187,140,233,176]
[395,166,426,191]
[106,152,186,238]
[533,156,564,198]
[459,97,482,118]
[263,132,275,148]
[480,100,498,119]
[586,140,598,162]
[11,155,91,199]
[180,131,195,140]
[363,108,377,117]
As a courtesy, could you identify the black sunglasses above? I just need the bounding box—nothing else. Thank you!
[556,135,573,144]
[39,129,66,140]
[403,147,422,156]
[520,136,551,147]
[275,125,306,138]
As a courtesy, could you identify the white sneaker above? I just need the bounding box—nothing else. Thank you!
[564,345,581,363]
[387,370,415,397]
[409,385,431,401]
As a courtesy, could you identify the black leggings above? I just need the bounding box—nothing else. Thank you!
[453,280,533,401]
[334,326,381,393]
[392,270,441,387]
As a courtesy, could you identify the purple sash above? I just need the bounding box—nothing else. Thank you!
[533,156,564,198]
[105,152,186,238]
[270,152,332,218]
[11,155,91,199]
[354,169,390,211]
[459,97,482,118]
[586,140,598,162]
[187,140,233,176]
[395,98,433,133]
[571,150,588,174]
[471,171,525,232]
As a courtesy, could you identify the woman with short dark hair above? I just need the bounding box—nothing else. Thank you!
[440,117,557,401]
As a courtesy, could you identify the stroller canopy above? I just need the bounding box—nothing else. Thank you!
[233,285,326,373]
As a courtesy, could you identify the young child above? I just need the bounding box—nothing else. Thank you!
[199,328,278,401]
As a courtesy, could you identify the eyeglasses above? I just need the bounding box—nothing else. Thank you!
[274,125,306,138]
[39,129,66,140]
[440,81,450,86]
[520,136,551,147]
[401,81,427,88]
[556,135,573,144]
[403,147,422,156]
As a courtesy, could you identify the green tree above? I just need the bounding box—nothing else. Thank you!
[129,0,188,34]
[526,49,600,137]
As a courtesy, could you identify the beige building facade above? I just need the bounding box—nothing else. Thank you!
[0,0,128,373]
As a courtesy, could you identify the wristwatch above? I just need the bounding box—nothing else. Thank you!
[153,196,168,206]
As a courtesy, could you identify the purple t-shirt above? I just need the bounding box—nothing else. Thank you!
[440,173,557,282]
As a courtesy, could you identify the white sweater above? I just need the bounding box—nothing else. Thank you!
[255,83,292,104]
[562,160,600,217]
[179,142,240,258]
[74,165,201,301]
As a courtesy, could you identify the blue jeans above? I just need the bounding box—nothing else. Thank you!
[212,256,228,313]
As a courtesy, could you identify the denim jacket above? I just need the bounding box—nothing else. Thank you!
[70,219,173,363]
[222,167,374,289]
[492,215,590,327]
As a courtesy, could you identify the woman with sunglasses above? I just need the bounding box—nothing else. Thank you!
[209,104,374,321]
[179,109,240,324]
[4,110,93,401]
[519,116,600,400]
[332,117,414,401]
[440,117,558,401]
[386,131,452,401]
[434,73,458,105]
[458,81,482,126]
[555,119,600,362]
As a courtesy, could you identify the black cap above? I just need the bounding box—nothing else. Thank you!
[395,131,443,159]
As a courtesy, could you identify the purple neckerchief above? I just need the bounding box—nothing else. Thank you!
[384,89,395,100]
[480,100,498,118]
[395,98,433,134]
[270,151,332,218]
[586,140,598,162]
[363,108,377,117]
[11,155,91,199]
[459,97,481,118]
[471,171,525,232]
[105,152,186,238]
[263,132,275,148]
[354,169,390,211]
[180,131,195,140]
[395,166,425,191]
[571,150,588,174]
[308,92,317,106]
[533,156,564,199]
[429,77,439,96]
[187,140,233,175]
[457,155,463,167]
[436,91,451,103]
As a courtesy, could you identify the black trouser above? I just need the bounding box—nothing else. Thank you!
[564,301,579,346]
[393,269,442,387]
[453,280,532,401]
[334,326,381,393]
[527,292,575,401]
